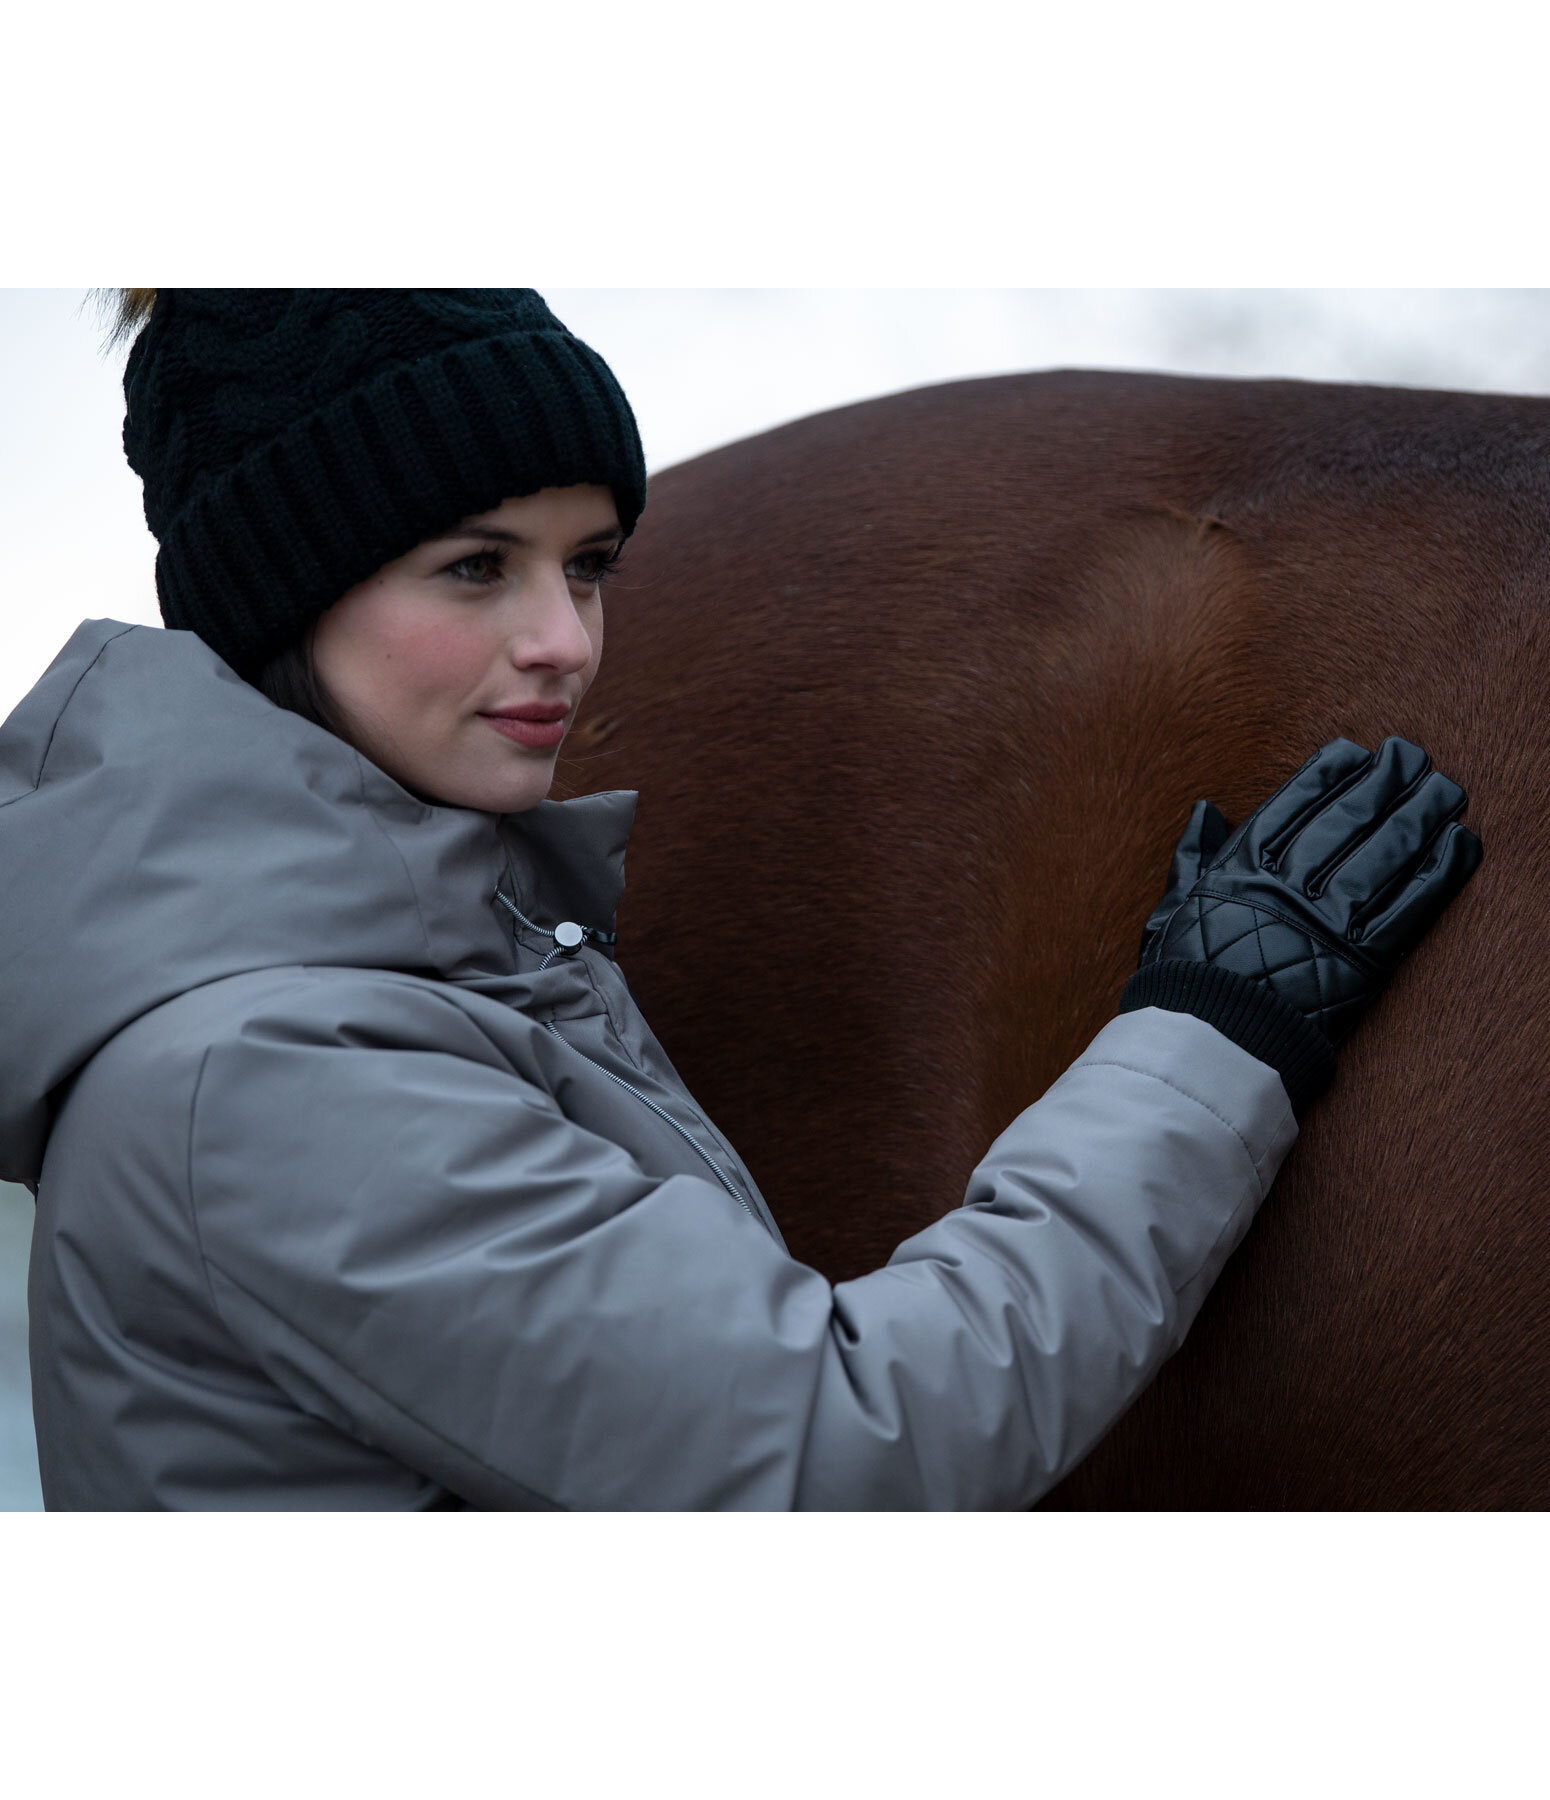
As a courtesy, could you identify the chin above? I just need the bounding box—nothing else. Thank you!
[399,746,558,814]
[462,769,556,815]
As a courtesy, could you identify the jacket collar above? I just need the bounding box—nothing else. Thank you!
[0,618,637,1184]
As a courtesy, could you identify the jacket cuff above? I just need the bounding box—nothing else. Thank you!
[1118,958,1336,1118]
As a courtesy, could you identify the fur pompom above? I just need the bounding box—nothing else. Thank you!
[96,287,157,350]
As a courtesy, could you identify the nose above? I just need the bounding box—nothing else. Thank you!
[504,567,596,677]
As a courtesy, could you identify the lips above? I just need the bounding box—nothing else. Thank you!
[480,705,570,750]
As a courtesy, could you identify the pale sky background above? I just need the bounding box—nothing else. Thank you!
[4,287,1550,1512]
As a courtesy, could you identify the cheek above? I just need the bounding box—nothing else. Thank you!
[582,607,605,691]
[357,605,490,706]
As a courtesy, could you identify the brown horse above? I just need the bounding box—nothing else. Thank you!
[553,370,1549,1509]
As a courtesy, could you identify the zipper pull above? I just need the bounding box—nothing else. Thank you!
[540,923,586,970]
[495,889,615,967]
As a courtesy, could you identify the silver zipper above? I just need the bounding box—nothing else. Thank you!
[495,887,759,1223]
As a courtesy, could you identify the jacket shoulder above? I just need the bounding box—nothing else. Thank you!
[60,965,547,1148]
[113,964,534,1061]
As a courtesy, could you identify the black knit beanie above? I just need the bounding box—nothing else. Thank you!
[121,289,648,678]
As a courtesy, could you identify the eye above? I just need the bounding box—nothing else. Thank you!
[567,543,625,588]
[443,546,509,585]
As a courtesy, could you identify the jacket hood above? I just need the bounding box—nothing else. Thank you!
[0,619,636,1186]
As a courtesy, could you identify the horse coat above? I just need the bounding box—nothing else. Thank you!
[553,369,1549,1510]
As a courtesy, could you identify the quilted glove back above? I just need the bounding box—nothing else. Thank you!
[1140,737,1483,1046]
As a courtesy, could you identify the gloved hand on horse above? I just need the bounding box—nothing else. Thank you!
[1120,736,1484,1116]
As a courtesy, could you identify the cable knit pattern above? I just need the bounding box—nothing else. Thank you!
[122,290,646,676]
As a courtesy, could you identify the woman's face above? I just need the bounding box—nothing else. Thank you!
[311,484,620,813]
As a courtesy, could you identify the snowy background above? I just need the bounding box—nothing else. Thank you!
[4,285,1550,1508]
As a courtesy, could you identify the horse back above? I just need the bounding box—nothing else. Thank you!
[556,371,1550,1508]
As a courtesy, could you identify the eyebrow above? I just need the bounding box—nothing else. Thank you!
[426,521,624,548]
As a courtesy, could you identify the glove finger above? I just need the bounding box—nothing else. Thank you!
[1272,737,1434,887]
[1307,764,1469,935]
[1141,800,1229,953]
[1231,738,1375,871]
[1351,820,1484,962]
[1171,798,1230,889]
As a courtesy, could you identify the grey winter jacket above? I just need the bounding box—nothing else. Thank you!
[2,619,1298,1509]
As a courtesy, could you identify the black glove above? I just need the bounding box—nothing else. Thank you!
[1120,736,1483,1113]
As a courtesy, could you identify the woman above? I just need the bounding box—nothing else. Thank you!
[0,289,1482,1509]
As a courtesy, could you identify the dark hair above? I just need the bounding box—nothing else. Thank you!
[246,622,351,742]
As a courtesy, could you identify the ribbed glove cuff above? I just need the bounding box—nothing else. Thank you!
[1118,958,1337,1118]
